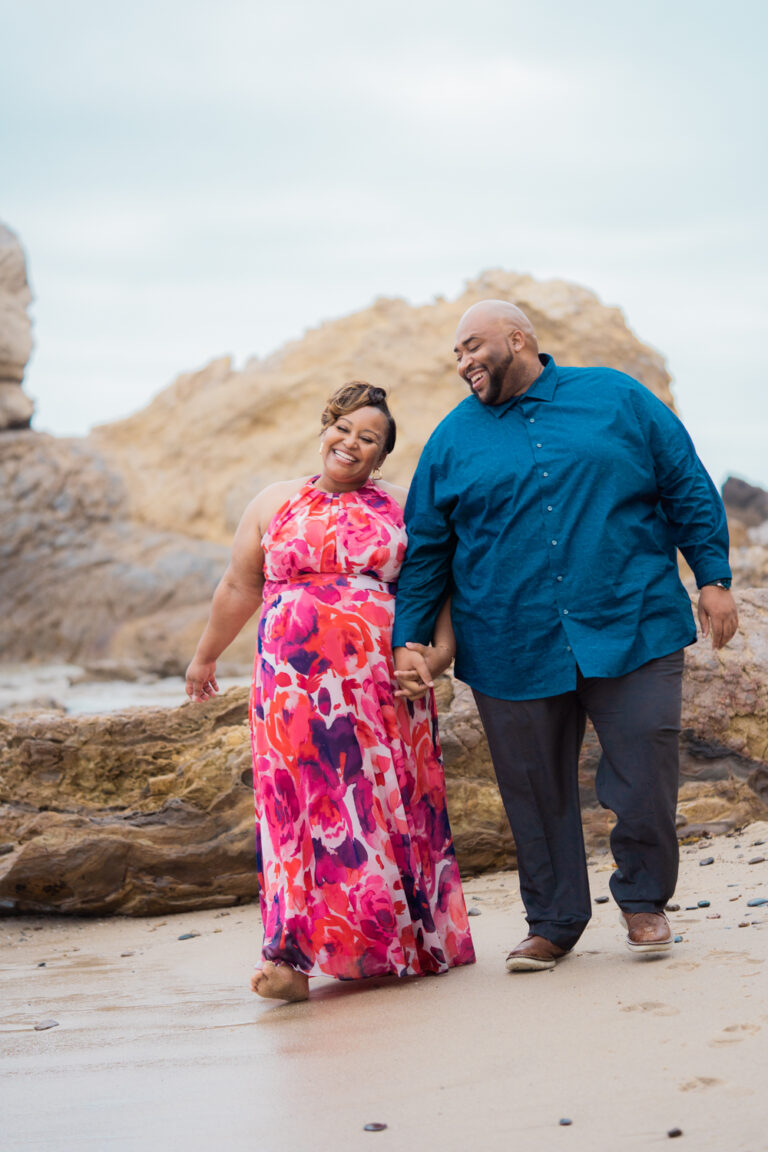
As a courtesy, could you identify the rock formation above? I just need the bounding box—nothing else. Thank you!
[0,430,256,672]
[91,272,675,544]
[2,589,766,915]
[0,224,35,429]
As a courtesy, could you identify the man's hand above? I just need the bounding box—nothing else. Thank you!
[697,586,739,649]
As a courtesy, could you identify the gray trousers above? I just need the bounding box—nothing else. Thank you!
[472,649,684,950]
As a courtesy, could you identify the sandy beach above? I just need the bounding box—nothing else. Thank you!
[1,824,766,1152]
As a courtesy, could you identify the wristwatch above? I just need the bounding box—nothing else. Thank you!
[704,579,731,590]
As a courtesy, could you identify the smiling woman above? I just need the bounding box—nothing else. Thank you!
[184,381,475,1002]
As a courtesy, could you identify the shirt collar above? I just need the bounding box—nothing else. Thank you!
[483,353,558,419]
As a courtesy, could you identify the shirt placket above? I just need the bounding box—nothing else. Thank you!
[520,401,573,658]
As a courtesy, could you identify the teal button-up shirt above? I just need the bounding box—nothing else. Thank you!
[392,355,731,700]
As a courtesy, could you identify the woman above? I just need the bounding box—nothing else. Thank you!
[186,382,475,1001]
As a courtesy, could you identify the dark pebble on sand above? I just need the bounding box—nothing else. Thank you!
[363,1123,387,1132]
[667,1128,683,1138]
[685,906,698,910]
[748,856,765,865]
[751,839,765,846]
[697,900,710,908]
[467,907,481,916]
[559,1118,573,1126]
[699,857,714,866]
[747,898,768,907]
[673,935,683,943]
[177,932,200,941]
[0,843,14,856]
[665,902,680,911]
[34,1019,59,1031]
[595,896,609,904]
[37,962,46,967]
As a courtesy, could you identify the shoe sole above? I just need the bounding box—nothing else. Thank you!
[624,938,673,953]
[505,955,558,972]
[619,912,673,954]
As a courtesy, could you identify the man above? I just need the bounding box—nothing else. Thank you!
[393,300,738,972]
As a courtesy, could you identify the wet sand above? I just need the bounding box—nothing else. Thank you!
[1,824,766,1152]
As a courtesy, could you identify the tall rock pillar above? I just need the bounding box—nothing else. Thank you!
[0,223,35,429]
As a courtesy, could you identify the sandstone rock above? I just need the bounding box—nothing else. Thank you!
[0,224,34,429]
[92,272,675,544]
[681,588,768,764]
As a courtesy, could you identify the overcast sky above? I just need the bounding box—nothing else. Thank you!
[2,0,766,489]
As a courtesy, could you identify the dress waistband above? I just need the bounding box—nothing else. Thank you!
[263,573,397,597]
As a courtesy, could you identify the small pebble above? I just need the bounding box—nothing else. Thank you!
[697,900,710,908]
[748,856,765,865]
[667,1127,683,1138]
[738,921,750,928]
[363,1123,387,1132]
[177,932,200,941]
[559,1118,573,1126]
[0,843,14,856]
[595,896,609,904]
[467,907,481,917]
[673,935,683,943]
[685,905,698,911]
[665,903,680,912]
[34,1019,59,1031]
[751,839,765,846]
[37,961,46,967]
[699,857,714,866]
[120,951,135,957]
[706,913,721,920]
[746,898,768,907]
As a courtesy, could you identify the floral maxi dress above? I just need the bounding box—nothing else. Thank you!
[249,479,475,979]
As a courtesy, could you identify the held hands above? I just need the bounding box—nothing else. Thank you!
[393,642,454,701]
[697,586,739,649]
[185,658,220,702]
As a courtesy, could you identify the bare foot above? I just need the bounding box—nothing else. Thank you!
[250,961,309,1002]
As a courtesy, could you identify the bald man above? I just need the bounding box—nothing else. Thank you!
[393,300,738,972]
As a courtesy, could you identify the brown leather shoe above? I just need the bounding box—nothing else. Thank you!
[505,934,569,972]
[619,910,673,954]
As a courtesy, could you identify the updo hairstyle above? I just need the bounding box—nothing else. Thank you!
[320,381,396,455]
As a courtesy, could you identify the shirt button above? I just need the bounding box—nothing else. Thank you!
[563,609,569,615]
[566,646,572,652]
[551,540,557,546]
[536,442,542,448]
[542,471,549,477]
[556,576,563,582]
[547,505,553,511]
[529,417,535,423]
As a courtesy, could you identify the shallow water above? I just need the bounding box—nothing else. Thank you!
[0,663,251,716]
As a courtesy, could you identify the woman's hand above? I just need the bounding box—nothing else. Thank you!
[185,658,219,702]
[393,642,453,701]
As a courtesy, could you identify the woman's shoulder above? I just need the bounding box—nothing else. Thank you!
[243,476,314,532]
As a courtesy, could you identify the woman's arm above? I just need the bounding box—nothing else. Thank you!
[185,496,266,702]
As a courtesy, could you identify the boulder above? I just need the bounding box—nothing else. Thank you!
[723,475,768,529]
[0,430,254,671]
[0,224,34,429]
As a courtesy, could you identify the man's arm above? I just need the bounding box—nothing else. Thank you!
[392,444,456,648]
[640,388,738,648]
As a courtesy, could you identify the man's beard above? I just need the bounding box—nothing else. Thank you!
[478,350,514,405]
